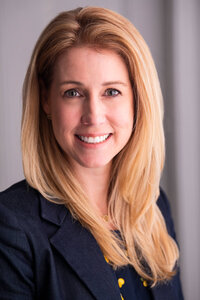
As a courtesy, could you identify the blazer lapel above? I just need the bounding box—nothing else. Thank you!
[40,195,121,300]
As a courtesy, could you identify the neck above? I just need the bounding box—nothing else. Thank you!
[72,163,111,216]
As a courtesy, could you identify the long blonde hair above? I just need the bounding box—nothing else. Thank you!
[21,6,179,285]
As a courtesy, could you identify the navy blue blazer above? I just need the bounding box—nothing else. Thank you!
[0,180,184,299]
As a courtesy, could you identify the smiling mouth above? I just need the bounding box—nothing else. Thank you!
[76,134,111,144]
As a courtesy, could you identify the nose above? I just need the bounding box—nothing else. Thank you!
[81,94,105,126]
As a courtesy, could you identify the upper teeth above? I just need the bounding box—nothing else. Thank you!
[78,134,110,144]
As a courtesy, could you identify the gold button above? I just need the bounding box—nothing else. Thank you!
[118,278,125,288]
[140,277,148,287]
[143,280,148,287]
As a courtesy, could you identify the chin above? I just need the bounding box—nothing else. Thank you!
[82,162,110,169]
[77,158,112,169]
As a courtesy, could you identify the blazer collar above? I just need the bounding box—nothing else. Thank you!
[40,195,122,300]
[40,194,67,226]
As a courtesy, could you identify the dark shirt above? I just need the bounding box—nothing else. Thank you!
[114,265,153,300]
[104,231,153,300]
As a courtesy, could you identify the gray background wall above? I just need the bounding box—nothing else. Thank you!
[0,0,199,299]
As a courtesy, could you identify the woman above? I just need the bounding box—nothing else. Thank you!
[0,6,183,300]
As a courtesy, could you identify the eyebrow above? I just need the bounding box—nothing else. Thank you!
[59,80,128,87]
[102,81,128,87]
[60,81,83,86]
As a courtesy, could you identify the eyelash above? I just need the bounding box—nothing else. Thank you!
[104,88,121,97]
[63,88,121,98]
[63,89,82,98]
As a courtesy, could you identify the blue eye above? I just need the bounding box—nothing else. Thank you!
[105,89,120,97]
[64,89,81,98]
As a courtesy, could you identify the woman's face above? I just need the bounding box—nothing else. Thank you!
[43,47,134,171]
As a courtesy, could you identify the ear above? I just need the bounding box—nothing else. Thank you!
[40,80,51,115]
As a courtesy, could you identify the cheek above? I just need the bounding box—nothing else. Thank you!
[111,103,134,130]
[52,105,81,136]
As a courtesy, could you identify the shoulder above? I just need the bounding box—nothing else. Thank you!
[157,188,171,216]
[0,180,68,240]
[0,180,43,241]
[154,189,184,299]
[157,187,176,240]
[0,180,55,262]
[0,179,38,200]
[0,180,40,218]
[0,181,43,298]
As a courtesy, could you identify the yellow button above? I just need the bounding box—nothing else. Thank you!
[140,277,148,287]
[118,278,125,288]
[143,280,148,287]
[104,255,109,263]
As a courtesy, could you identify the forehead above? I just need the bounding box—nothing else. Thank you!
[52,46,130,82]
